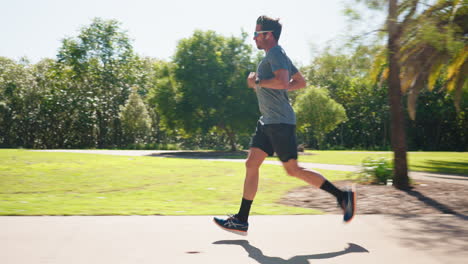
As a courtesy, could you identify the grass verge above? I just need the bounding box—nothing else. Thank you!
[0,149,349,216]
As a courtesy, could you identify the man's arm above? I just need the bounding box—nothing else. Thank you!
[247,70,290,90]
[288,71,307,91]
[257,69,290,90]
[247,69,307,90]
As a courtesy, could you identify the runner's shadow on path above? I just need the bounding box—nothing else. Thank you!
[213,240,369,264]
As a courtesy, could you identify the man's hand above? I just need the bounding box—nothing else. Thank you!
[247,72,257,88]
[254,69,289,90]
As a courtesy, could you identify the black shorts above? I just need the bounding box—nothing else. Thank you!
[250,121,298,162]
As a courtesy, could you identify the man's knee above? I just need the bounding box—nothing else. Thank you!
[284,165,301,177]
[245,158,262,170]
[245,148,267,170]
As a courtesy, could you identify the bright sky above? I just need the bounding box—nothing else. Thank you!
[1,0,359,66]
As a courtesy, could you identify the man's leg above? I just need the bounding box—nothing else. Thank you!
[282,159,326,188]
[242,147,268,200]
[213,147,268,234]
[234,147,268,223]
[282,159,356,222]
[282,159,344,201]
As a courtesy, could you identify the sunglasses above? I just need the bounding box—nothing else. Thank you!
[254,30,273,37]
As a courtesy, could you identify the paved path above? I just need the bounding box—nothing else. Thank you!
[33,149,468,185]
[1,215,467,264]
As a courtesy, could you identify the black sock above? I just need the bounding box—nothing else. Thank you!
[236,198,253,222]
[320,180,344,202]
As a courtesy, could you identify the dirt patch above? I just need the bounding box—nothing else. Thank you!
[280,180,468,215]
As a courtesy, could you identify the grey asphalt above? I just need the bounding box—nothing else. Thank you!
[1,215,467,264]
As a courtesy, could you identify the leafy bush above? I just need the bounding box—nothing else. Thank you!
[294,87,347,148]
[359,157,393,184]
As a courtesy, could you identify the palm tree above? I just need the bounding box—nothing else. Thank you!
[375,0,466,189]
[398,0,467,119]
[388,0,409,189]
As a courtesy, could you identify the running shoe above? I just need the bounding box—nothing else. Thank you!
[213,214,248,236]
[341,188,356,223]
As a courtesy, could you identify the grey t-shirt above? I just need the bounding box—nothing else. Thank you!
[256,45,298,125]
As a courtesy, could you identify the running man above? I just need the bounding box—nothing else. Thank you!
[214,16,355,235]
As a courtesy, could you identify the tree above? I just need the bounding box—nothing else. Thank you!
[294,87,348,148]
[146,60,179,144]
[388,0,410,189]
[31,58,78,148]
[349,0,467,189]
[169,30,258,150]
[304,46,390,149]
[385,0,466,188]
[57,18,139,148]
[0,57,27,147]
[370,0,467,119]
[398,0,467,118]
[0,57,43,148]
[120,88,152,145]
[407,88,468,151]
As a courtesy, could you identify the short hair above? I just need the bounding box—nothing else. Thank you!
[256,16,282,41]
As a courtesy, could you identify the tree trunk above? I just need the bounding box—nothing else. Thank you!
[227,131,237,152]
[221,125,237,151]
[388,0,410,189]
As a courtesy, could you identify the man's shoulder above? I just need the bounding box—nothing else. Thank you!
[268,45,284,55]
[267,45,290,60]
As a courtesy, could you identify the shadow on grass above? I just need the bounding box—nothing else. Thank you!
[213,240,368,264]
[147,151,248,159]
[412,160,468,176]
[147,150,315,160]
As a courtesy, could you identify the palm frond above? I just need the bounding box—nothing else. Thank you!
[446,46,468,90]
[370,48,387,83]
[450,59,468,112]
[427,57,446,90]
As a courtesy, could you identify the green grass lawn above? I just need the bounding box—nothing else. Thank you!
[0,149,349,216]
[1,149,465,216]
